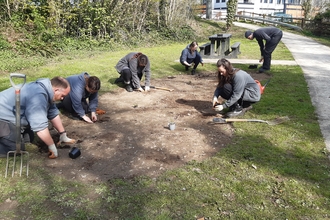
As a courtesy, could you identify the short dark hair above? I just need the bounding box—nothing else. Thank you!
[87,76,101,91]
[51,77,70,89]
[245,30,253,38]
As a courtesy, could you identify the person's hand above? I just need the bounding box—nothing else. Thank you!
[137,87,144,92]
[48,144,58,159]
[214,104,224,112]
[91,112,97,122]
[82,115,93,123]
[212,96,218,107]
[144,86,150,91]
[57,132,77,146]
[259,56,264,63]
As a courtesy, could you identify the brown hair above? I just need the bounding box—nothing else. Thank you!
[132,52,148,67]
[216,58,239,87]
[87,76,101,91]
[189,41,198,48]
[51,77,70,89]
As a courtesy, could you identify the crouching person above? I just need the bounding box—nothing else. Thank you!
[212,58,261,118]
[0,77,76,158]
[114,52,151,92]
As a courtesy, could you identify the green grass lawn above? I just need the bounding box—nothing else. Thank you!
[0,21,330,219]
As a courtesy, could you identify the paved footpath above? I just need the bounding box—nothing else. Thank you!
[233,22,330,152]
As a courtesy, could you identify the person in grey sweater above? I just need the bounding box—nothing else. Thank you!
[0,77,76,158]
[245,27,283,73]
[114,52,151,92]
[180,41,203,75]
[56,72,101,123]
[212,58,261,118]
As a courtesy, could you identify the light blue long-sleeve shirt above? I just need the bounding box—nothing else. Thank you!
[0,78,58,132]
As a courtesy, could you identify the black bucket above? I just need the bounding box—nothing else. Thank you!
[69,147,81,159]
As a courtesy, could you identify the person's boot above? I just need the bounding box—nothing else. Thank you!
[125,84,133,92]
[242,101,253,112]
[226,103,244,118]
[191,69,196,75]
[114,76,124,84]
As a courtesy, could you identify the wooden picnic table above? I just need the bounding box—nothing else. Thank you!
[208,33,232,57]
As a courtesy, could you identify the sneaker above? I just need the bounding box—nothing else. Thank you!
[244,105,253,112]
[191,69,196,75]
[226,103,244,118]
[114,77,124,84]
[125,84,133,92]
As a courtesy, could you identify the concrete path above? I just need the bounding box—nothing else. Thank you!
[233,22,330,152]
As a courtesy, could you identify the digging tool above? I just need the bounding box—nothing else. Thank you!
[5,73,29,178]
[143,86,174,92]
[210,116,290,126]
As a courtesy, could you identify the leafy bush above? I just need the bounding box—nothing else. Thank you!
[0,35,10,49]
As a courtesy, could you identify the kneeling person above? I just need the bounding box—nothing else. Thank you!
[57,72,101,123]
[114,52,151,92]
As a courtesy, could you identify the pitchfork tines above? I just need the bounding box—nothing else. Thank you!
[5,73,29,178]
[5,149,29,178]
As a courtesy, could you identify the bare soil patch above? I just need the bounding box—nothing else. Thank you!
[38,71,268,183]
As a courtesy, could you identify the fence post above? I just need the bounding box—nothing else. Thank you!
[301,18,305,29]
[263,14,265,24]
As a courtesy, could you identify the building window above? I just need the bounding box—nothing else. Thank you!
[221,0,225,2]
[244,0,249,2]
[277,0,281,3]
[216,0,220,3]
[269,0,273,2]
[264,0,268,3]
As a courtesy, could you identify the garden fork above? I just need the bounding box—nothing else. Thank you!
[5,73,29,178]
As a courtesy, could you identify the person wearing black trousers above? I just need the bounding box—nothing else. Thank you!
[180,41,204,75]
[245,27,283,73]
[212,58,261,118]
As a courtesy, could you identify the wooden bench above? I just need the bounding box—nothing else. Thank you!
[230,42,241,58]
[199,42,211,56]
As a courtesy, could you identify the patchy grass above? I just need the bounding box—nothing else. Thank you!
[0,20,330,219]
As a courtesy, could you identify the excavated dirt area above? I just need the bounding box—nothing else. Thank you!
[37,71,268,183]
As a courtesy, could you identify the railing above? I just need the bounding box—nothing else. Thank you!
[236,11,312,30]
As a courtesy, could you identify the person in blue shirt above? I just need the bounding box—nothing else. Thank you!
[56,72,101,123]
[212,58,261,118]
[180,41,204,75]
[0,77,76,159]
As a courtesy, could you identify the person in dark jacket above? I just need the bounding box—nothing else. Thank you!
[56,72,101,123]
[114,52,151,92]
[180,41,204,75]
[245,27,283,73]
[212,58,261,118]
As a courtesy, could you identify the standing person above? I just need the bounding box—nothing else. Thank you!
[114,52,151,92]
[0,77,76,159]
[212,58,261,118]
[180,41,204,75]
[56,72,101,123]
[245,27,283,73]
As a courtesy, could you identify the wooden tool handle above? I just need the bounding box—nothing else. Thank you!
[150,86,174,92]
